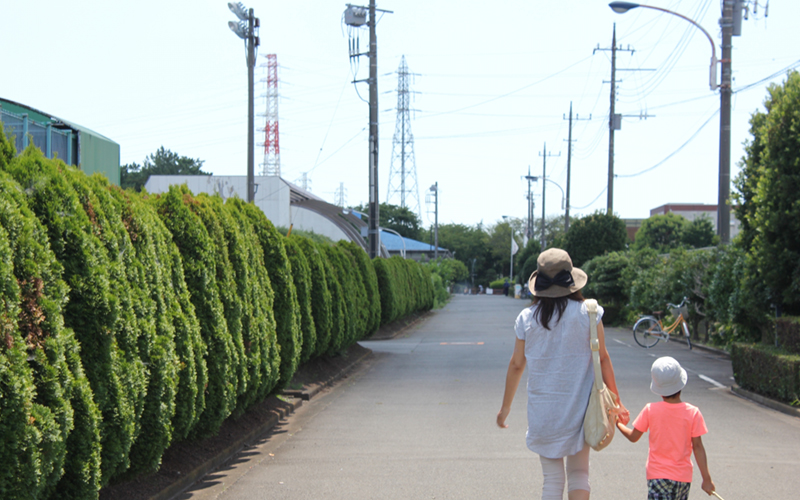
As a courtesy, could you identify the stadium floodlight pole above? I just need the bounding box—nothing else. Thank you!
[228,2,260,203]
[609,1,733,244]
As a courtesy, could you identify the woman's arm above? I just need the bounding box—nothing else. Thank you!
[597,321,630,424]
[497,338,526,428]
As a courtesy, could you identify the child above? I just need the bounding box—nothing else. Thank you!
[617,356,716,499]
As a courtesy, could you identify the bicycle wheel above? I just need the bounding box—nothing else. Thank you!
[633,317,661,348]
[682,321,692,350]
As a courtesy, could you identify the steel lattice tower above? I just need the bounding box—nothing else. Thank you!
[259,54,280,176]
[386,55,420,216]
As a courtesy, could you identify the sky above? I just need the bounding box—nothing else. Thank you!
[3,0,798,230]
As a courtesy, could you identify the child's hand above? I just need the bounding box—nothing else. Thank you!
[617,403,630,425]
[701,478,715,495]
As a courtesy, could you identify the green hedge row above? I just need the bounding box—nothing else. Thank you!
[0,131,434,498]
[373,256,434,325]
[731,343,800,405]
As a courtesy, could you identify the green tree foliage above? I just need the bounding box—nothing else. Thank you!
[198,194,277,410]
[109,184,207,469]
[283,236,317,363]
[426,257,469,286]
[3,147,137,486]
[735,71,800,315]
[632,212,688,253]
[339,241,381,336]
[562,211,628,267]
[319,245,347,354]
[121,146,209,192]
[434,222,490,278]
[681,216,718,248]
[515,238,541,284]
[152,186,238,437]
[353,203,423,241]
[335,243,369,341]
[233,199,301,391]
[582,251,633,324]
[292,236,332,357]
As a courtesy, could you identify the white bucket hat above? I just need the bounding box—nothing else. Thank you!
[650,356,687,397]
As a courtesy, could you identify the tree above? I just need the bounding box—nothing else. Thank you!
[351,203,423,241]
[121,147,209,192]
[632,212,688,253]
[561,211,628,267]
[435,222,491,282]
[681,216,718,248]
[735,71,800,315]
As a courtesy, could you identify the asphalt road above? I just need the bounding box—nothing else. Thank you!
[182,295,800,499]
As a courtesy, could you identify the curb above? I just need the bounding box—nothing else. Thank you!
[730,385,800,419]
[690,341,730,358]
[150,347,372,500]
[281,347,373,400]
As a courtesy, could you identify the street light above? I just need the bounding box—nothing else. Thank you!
[228,2,260,203]
[527,176,568,238]
[380,227,406,259]
[609,1,732,244]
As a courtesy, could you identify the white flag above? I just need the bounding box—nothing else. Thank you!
[522,234,529,249]
[511,235,519,255]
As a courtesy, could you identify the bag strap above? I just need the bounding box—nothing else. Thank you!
[585,299,604,392]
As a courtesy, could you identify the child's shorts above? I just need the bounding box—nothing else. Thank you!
[647,478,690,500]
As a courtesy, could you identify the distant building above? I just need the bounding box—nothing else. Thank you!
[145,175,386,255]
[379,229,450,261]
[0,97,120,185]
[650,203,740,240]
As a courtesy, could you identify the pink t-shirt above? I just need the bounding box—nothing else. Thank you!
[632,401,708,482]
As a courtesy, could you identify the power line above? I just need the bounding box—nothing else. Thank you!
[615,108,719,179]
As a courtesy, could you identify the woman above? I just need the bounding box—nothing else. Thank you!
[497,248,630,500]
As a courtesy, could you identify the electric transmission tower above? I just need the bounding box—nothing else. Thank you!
[386,55,421,217]
[259,53,280,176]
[334,182,347,207]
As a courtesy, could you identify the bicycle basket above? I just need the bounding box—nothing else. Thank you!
[670,305,689,320]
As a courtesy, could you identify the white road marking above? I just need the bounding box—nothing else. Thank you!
[698,374,726,389]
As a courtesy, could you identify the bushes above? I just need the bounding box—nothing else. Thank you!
[0,127,436,497]
[731,343,800,405]
[775,317,800,355]
[373,256,434,325]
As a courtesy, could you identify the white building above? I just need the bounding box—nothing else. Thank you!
[144,175,386,255]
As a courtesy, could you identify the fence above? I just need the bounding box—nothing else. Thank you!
[1,107,73,163]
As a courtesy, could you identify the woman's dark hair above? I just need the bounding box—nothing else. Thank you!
[532,290,585,330]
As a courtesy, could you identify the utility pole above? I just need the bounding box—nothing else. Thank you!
[344,1,392,258]
[430,182,439,259]
[562,102,591,232]
[594,24,633,215]
[538,143,560,249]
[718,0,735,244]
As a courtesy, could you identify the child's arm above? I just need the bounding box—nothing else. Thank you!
[616,421,643,442]
[497,338,526,428]
[692,436,715,495]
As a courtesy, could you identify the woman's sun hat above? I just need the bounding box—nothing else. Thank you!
[528,248,588,298]
[650,356,688,397]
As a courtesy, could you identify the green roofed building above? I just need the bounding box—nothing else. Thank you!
[0,97,120,185]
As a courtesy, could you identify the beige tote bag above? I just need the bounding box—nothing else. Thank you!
[583,299,618,451]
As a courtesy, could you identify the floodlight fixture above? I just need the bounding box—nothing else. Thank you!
[609,1,639,14]
[228,2,248,20]
[228,20,247,39]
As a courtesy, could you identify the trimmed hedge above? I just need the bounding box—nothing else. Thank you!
[0,125,436,497]
[283,236,317,364]
[731,343,800,405]
[775,316,800,355]
[373,256,434,325]
[234,199,301,390]
[291,235,332,357]
[3,148,137,486]
[152,186,237,437]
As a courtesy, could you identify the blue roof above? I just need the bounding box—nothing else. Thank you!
[380,230,447,252]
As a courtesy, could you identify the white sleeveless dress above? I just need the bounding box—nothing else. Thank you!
[514,300,604,459]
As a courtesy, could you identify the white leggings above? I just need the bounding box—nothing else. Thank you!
[538,445,590,499]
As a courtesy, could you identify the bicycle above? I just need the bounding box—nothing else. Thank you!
[632,297,692,350]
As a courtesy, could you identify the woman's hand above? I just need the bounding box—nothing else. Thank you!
[616,402,630,425]
[497,407,510,428]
